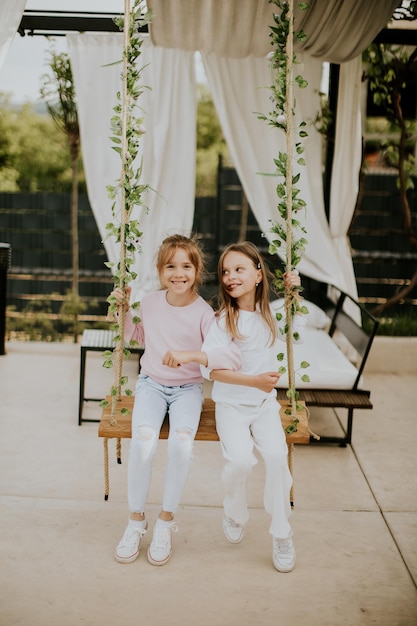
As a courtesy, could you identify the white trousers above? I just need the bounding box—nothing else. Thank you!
[215,395,293,539]
[127,374,203,514]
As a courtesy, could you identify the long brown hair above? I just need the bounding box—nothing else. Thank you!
[156,234,205,293]
[217,241,277,344]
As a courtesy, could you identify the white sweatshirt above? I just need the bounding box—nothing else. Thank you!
[201,306,305,405]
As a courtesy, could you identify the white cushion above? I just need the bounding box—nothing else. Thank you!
[276,327,361,390]
[271,298,331,330]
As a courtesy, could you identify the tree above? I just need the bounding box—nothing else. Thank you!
[196,84,229,196]
[362,42,417,315]
[40,49,83,342]
[0,95,71,192]
[0,94,85,193]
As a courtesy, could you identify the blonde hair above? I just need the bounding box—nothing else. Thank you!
[217,241,277,344]
[156,234,205,293]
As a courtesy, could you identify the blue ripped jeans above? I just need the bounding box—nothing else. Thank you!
[127,374,203,514]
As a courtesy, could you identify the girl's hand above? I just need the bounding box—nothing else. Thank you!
[283,271,301,289]
[253,372,280,393]
[162,350,186,368]
[110,286,131,309]
[162,350,208,368]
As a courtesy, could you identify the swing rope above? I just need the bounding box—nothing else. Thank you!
[284,0,296,408]
[110,0,131,424]
[283,0,297,506]
[284,0,310,507]
[280,0,319,502]
[103,437,110,501]
[103,0,133,496]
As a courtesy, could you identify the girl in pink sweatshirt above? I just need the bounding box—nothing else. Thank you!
[110,234,240,567]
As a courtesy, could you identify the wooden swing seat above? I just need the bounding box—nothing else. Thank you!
[98,395,309,502]
[98,395,311,444]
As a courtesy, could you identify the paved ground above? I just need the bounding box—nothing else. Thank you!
[0,337,416,626]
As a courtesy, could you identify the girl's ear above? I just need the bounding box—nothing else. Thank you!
[256,268,263,284]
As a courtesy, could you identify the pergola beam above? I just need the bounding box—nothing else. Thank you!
[17,10,148,38]
[17,11,417,45]
[374,27,417,45]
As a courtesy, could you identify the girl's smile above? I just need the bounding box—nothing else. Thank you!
[221,250,262,311]
[161,247,197,305]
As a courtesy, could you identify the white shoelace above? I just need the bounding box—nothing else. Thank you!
[120,524,147,548]
[152,521,178,551]
[225,517,243,529]
[273,538,293,555]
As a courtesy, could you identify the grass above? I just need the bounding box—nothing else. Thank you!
[364,312,417,337]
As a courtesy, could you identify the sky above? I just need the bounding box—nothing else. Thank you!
[0,1,125,104]
[0,1,209,105]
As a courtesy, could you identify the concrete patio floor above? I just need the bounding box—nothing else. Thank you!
[0,337,416,626]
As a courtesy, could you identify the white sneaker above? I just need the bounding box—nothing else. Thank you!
[273,536,296,572]
[115,521,147,564]
[147,519,178,566]
[223,515,245,543]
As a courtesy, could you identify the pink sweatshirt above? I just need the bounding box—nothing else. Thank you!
[123,289,241,386]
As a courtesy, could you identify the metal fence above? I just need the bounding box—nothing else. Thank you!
[1,171,416,325]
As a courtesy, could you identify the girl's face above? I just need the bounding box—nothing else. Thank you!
[221,250,262,310]
[160,247,197,298]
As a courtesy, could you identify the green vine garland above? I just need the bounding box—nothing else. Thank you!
[100,0,152,417]
[260,0,310,431]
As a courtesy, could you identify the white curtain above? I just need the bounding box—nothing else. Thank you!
[202,52,349,289]
[0,0,26,70]
[293,0,400,62]
[329,56,364,301]
[67,33,197,300]
[148,0,400,63]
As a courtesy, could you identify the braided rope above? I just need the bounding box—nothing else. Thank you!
[116,437,122,464]
[103,0,133,501]
[288,443,294,507]
[284,0,296,416]
[110,0,131,428]
[104,437,109,501]
[285,0,298,509]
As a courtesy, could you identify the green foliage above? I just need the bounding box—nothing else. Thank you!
[6,293,99,341]
[197,85,225,150]
[6,298,60,342]
[196,84,229,196]
[313,91,333,138]
[363,42,417,190]
[40,50,80,153]
[364,312,417,336]
[2,43,83,196]
[0,95,81,192]
[59,291,91,337]
[196,144,226,197]
[363,44,414,121]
